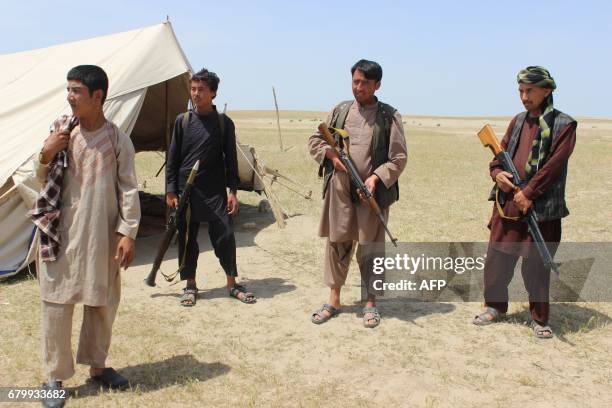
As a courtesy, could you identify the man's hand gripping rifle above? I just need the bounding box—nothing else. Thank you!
[318,123,398,247]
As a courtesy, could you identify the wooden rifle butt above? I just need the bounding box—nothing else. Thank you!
[477,124,503,155]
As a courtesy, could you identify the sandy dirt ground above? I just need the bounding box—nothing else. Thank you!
[1,111,611,407]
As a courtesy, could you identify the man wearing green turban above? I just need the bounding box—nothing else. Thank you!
[473,66,577,339]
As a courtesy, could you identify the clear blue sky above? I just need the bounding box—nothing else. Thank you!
[2,1,610,117]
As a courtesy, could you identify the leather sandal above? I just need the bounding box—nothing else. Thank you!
[473,306,506,326]
[311,304,340,324]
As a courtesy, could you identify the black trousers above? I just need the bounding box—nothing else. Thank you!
[177,213,238,280]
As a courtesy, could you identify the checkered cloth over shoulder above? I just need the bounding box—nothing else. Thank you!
[28,115,78,262]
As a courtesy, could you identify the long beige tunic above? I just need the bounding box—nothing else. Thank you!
[35,121,140,306]
[309,100,407,243]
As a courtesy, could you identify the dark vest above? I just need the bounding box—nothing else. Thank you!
[320,100,399,209]
[489,109,576,222]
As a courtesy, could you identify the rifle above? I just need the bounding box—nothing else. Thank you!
[144,160,200,287]
[477,124,560,276]
[318,123,398,247]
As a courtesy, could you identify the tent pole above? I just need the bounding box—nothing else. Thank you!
[164,80,171,223]
[164,80,170,150]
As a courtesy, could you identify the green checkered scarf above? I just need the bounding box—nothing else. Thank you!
[517,66,557,179]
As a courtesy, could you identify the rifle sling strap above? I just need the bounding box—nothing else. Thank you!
[495,188,522,221]
[181,111,226,140]
[161,203,192,283]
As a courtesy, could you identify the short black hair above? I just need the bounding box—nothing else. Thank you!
[351,59,383,82]
[191,68,220,93]
[66,65,109,104]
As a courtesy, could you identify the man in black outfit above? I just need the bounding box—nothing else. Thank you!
[166,68,256,306]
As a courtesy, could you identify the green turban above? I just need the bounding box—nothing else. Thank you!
[517,66,556,90]
[517,66,556,178]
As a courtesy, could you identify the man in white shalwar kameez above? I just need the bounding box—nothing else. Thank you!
[32,65,140,407]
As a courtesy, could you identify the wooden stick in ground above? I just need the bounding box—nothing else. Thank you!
[252,148,286,228]
[272,86,284,151]
[261,165,312,199]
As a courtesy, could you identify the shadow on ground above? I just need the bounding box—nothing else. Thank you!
[505,302,611,336]
[0,266,36,285]
[131,202,280,269]
[341,296,456,324]
[70,354,230,398]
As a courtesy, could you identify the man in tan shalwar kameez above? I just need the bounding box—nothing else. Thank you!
[33,65,140,406]
[308,59,407,328]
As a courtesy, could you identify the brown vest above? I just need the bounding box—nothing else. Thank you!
[319,100,399,209]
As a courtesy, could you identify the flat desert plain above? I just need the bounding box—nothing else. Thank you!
[1,111,611,407]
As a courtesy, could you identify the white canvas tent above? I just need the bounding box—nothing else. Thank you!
[0,22,286,279]
[0,22,197,278]
[0,21,288,279]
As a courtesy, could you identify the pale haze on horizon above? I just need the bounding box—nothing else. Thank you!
[1,0,610,117]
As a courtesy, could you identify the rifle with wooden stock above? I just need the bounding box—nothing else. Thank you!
[477,124,560,276]
[144,160,200,287]
[318,123,398,247]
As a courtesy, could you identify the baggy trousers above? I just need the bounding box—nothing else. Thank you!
[177,213,238,280]
[323,239,385,298]
[41,274,120,381]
